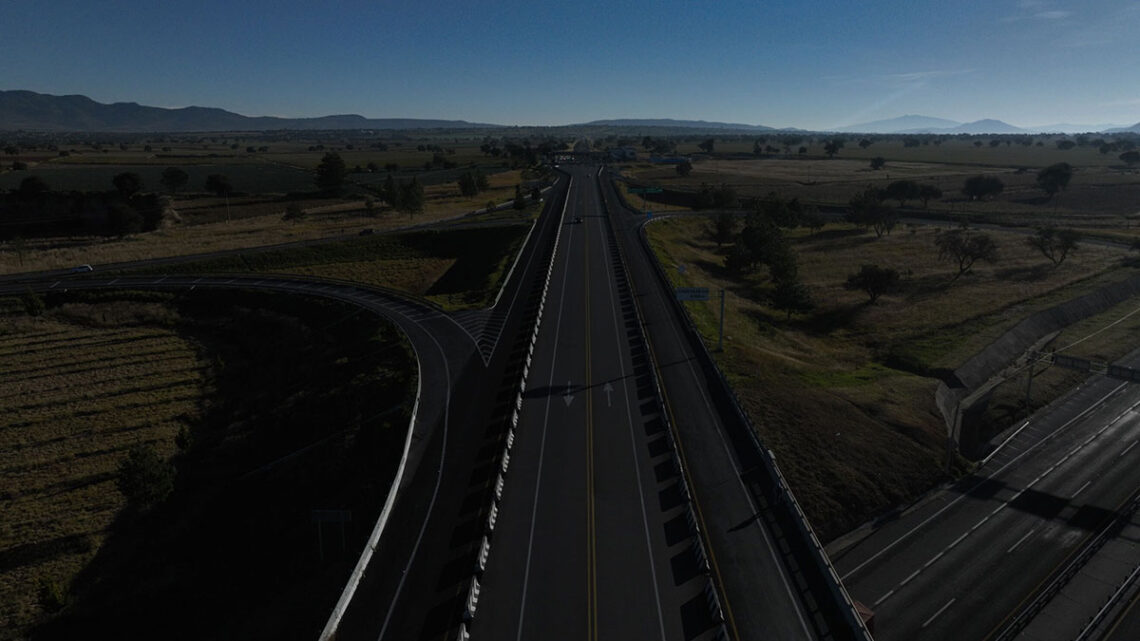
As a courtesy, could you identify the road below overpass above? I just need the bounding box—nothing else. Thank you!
[833,349,1140,640]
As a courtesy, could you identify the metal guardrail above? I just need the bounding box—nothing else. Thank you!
[605,169,873,640]
[460,174,570,637]
[991,490,1140,641]
[598,176,732,636]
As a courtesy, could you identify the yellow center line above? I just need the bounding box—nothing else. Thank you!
[584,200,598,641]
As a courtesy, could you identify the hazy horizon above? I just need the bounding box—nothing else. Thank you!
[3,0,1138,130]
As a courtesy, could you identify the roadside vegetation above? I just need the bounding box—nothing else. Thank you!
[645,211,1135,540]
[122,223,535,310]
[0,134,557,275]
[0,288,416,639]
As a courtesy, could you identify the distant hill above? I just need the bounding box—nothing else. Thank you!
[580,118,775,131]
[837,115,961,134]
[1022,123,1129,134]
[1106,122,1140,134]
[0,90,501,132]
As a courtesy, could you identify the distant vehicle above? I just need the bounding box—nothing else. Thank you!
[358,228,374,236]
[70,264,93,273]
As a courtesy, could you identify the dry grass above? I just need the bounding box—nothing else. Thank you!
[625,146,1140,230]
[0,170,526,276]
[646,216,1136,538]
[0,309,204,631]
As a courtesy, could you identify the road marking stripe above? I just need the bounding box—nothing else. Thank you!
[1073,480,1092,498]
[1006,528,1037,554]
[873,590,894,607]
[1120,441,1138,458]
[948,532,969,549]
[841,380,1128,581]
[515,198,577,641]
[900,568,921,587]
[922,598,956,628]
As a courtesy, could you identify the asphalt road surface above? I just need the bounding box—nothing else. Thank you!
[473,166,823,641]
[834,350,1140,640]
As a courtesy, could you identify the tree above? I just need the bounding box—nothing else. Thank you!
[475,170,490,191]
[859,138,873,149]
[382,173,398,207]
[698,138,715,153]
[21,290,45,317]
[112,172,144,198]
[869,156,886,170]
[847,188,896,237]
[17,176,49,198]
[1026,227,1080,266]
[710,212,737,246]
[885,180,921,207]
[1056,140,1076,150]
[160,167,189,196]
[282,203,306,222]
[801,207,826,234]
[676,160,693,176]
[1120,151,1140,166]
[935,229,998,280]
[918,184,943,208]
[457,171,479,197]
[107,203,143,237]
[771,278,813,319]
[364,197,376,216]
[844,264,899,303]
[315,152,348,193]
[961,175,1004,201]
[512,184,527,210]
[1036,162,1073,198]
[399,177,425,217]
[205,173,232,197]
[117,443,175,510]
[823,139,845,158]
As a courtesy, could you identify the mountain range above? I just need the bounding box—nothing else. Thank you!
[1,90,1137,134]
[0,90,499,132]
[837,114,1138,135]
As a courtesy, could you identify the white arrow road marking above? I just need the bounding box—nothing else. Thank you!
[563,380,574,407]
[603,382,613,407]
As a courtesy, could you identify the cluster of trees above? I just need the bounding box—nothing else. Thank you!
[379,174,425,218]
[457,169,491,197]
[693,183,739,210]
[714,193,814,318]
[2,173,175,238]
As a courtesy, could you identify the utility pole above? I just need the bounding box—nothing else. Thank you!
[718,288,726,352]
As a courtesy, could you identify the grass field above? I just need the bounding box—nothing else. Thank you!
[0,170,537,277]
[133,222,534,310]
[645,215,1136,539]
[0,303,202,633]
[623,140,1140,231]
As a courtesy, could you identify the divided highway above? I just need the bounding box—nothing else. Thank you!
[835,350,1140,640]
[4,167,872,640]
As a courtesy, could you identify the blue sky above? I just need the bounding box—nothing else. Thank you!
[2,0,1138,129]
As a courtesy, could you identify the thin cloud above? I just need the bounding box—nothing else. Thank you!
[1035,10,1071,19]
[1002,0,1074,22]
[1101,97,1140,108]
[885,70,973,84]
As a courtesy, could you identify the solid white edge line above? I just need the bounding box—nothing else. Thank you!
[514,175,575,641]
